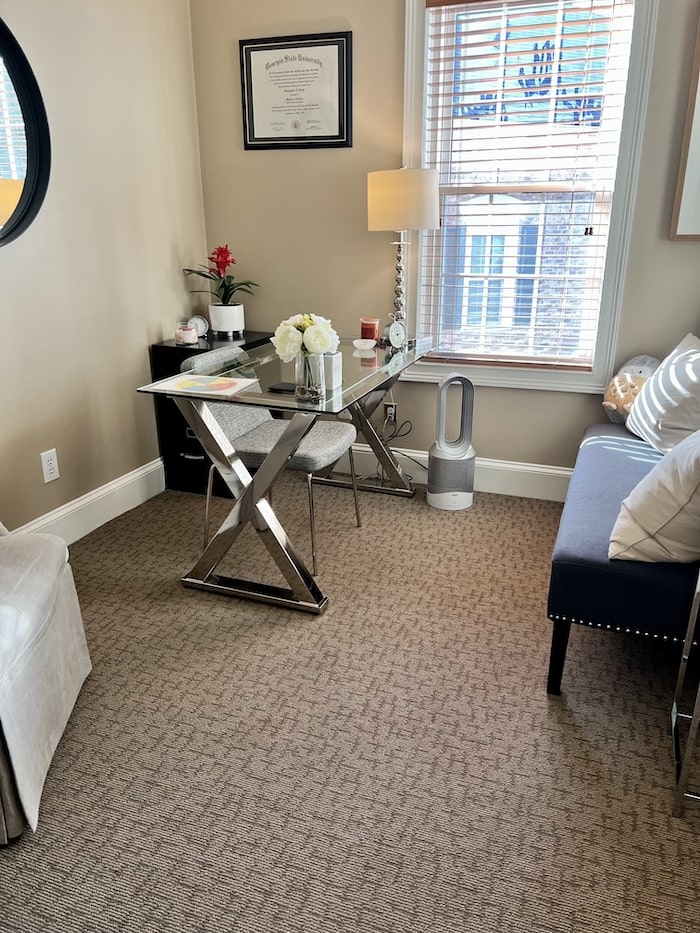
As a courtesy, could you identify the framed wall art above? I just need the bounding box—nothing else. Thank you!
[671,18,700,239]
[239,32,352,150]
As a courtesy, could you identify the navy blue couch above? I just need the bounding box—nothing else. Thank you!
[546,422,700,694]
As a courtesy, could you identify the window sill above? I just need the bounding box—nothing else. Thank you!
[403,358,607,394]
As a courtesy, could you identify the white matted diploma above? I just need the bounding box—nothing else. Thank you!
[239,32,352,150]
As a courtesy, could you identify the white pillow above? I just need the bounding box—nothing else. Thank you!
[609,429,700,562]
[626,333,700,453]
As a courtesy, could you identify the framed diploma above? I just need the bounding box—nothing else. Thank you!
[239,32,352,150]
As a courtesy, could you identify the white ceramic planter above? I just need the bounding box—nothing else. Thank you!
[208,303,245,337]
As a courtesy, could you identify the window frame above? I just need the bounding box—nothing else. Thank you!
[401,0,658,393]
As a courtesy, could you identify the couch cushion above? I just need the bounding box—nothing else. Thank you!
[547,423,699,637]
[626,333,700,453]
[609,430,700,562]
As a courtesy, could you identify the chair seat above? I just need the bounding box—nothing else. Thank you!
[0,533,91,834]
[235,419,357,472]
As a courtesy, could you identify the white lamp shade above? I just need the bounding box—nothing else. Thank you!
[367,168,440,232]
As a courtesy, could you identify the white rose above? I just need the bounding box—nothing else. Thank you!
[303,321,339,355]
[322,322,340,353]
[272,323,303,362]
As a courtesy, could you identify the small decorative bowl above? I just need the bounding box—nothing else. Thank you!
[353,338,376,350]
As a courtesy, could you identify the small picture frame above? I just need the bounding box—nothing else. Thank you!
[239,32,352,150]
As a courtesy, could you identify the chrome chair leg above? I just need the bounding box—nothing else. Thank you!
[306,472,318,577]
[306,449,361,577]
[203,463,274,552]
[348,446,361,528]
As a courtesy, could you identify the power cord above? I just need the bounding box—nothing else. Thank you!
[381,417,412,442]
[373,418,415,485]
[354,414,422,485]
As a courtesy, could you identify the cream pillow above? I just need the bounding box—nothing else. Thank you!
[626,333,700,453]
[609,430,700,561]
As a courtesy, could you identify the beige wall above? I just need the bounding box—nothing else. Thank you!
[189,0,405,339]
[2,0,700,529]
[191,0,700,469]
[0,0,206,529]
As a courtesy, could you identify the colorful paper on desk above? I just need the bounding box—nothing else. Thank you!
[154,374,259,397]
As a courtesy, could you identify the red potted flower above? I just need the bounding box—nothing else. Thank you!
[183,245,259,337]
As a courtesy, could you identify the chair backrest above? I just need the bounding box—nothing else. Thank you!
[180,346,246,376]
[180,347,272,436]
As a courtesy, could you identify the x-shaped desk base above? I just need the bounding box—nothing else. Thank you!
[172,368,414,614]
[174,398,328,613]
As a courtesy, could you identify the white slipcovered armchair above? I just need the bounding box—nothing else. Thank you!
[0,519,91,842]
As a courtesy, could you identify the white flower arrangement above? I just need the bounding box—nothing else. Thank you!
[271,314,340,362]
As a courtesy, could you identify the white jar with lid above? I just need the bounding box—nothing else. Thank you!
[175,322,198,345]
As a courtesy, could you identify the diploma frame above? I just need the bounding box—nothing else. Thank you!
[239,32,352,150]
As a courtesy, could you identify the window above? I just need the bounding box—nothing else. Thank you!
[0,17,50,246]
[404,0,657,391]
[0,58,25,180]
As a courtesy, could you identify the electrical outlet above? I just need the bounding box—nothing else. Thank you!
[40,448,60,483]
[384,402,397,423]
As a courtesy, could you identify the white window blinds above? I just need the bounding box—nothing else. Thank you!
[418,0,636,372]
[0,57,25,180]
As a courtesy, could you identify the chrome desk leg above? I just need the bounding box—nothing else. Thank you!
[174,399,328,613]
[671,570,700,816]
[314,381,415,498]
[348,398,413,495]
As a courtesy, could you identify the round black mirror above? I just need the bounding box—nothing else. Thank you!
[0,17,50,246]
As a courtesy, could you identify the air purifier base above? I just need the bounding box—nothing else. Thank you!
[426,489,473,511]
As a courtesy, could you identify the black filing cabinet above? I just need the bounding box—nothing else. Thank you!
[149,331,272,496]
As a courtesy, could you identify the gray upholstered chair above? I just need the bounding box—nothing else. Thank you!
[180,347,361,575]
[0,519,91,841]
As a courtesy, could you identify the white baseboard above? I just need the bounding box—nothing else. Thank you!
[15,459,165,544]
[14,443,569,545]
[344,444,571,502]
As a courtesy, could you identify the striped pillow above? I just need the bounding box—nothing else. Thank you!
[626,334,700,453]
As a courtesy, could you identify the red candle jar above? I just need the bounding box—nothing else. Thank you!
[360,317,380,342]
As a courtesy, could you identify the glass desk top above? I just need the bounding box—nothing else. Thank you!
[138,336,433,414]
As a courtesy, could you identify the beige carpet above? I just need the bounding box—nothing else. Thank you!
[1,480,699,933]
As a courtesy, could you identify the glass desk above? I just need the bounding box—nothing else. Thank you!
[138,337,432,613]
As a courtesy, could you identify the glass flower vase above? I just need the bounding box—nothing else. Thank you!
[294,351,325,402]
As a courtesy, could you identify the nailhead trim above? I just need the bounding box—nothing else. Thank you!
[547,612,697,643]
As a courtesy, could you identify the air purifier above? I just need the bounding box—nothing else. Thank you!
[426,373,475,510]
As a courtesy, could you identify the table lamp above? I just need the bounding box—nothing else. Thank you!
[367,167,439,348]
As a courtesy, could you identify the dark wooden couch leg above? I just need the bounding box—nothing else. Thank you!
[547,619,571,695]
